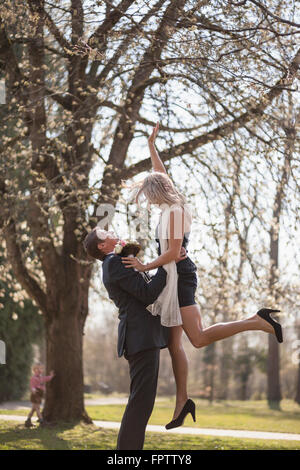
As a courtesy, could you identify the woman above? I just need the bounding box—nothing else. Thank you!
[122,122,283,430]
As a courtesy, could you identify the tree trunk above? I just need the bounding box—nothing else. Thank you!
[38,236,93,423]
[295,325,300,405]
[240,378,248,401]
[267,334,281,408]
[295,361,300,405]
[42,263,92,423]
[43,310,91,423]
[218,339,233,399]
[203,342,216,403]
[266,114,293,409]
[267,227,282,409]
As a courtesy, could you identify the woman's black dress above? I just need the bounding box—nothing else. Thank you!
[156,232,198,308]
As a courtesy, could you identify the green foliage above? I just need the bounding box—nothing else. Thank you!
[0,281,44,402]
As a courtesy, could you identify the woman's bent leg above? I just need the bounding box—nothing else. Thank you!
[180,304,275,348]
[168,326,189,420]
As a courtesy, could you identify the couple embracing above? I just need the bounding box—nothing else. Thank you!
[83,123,283,450]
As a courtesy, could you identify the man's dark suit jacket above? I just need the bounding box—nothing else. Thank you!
[102,253,170,358]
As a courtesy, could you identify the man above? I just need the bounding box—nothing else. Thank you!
[83,227,186,450]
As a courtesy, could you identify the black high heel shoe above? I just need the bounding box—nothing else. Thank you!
[257,308,283,343]
[165,399,196,430]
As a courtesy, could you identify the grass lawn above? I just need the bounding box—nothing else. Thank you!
[0,420,300,450]
[85,399,300,434]
[1,399,300,434]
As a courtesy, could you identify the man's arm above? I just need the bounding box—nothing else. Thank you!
[107,256,166,306]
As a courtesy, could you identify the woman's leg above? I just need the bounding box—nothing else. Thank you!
[180,304,275,348]
[168,326,189,420]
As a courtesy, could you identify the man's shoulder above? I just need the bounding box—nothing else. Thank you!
[106,253,123,267]
[104,254,127,279]
[103,253,118,263]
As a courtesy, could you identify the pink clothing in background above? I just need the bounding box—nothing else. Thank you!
[30,374,52,392]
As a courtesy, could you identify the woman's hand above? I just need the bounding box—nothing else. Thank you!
[148,121,159,146]
[175,247,187,263]
[121,257,146,272]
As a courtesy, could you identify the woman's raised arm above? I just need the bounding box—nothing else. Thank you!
[148,122,167,174]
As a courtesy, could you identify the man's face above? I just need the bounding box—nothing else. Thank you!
[96,229,119,254]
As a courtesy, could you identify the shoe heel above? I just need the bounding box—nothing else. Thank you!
[274,323,283,343]
[267,315,283,343]
[257,308,283,344]
[190,402,196,422]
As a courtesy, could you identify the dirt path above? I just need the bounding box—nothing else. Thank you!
[0,397,129,410]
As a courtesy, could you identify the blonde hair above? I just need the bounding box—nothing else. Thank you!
[131,172,186,207]
[32,363,43,373]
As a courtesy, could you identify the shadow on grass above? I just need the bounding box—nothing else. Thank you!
[0,422,87,450]
[0,420,118,450]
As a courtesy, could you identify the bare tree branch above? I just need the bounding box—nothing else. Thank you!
[26,0,71,51]
[122,47,300,179]
[247,0,300,28]
[87,0,136,48]
[98,0,187,206]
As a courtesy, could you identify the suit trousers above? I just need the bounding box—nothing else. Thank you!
[117,348,160,450]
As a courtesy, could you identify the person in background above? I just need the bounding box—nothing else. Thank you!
[25,364,54,428]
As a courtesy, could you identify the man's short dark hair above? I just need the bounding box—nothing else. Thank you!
[83,229,106,261]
